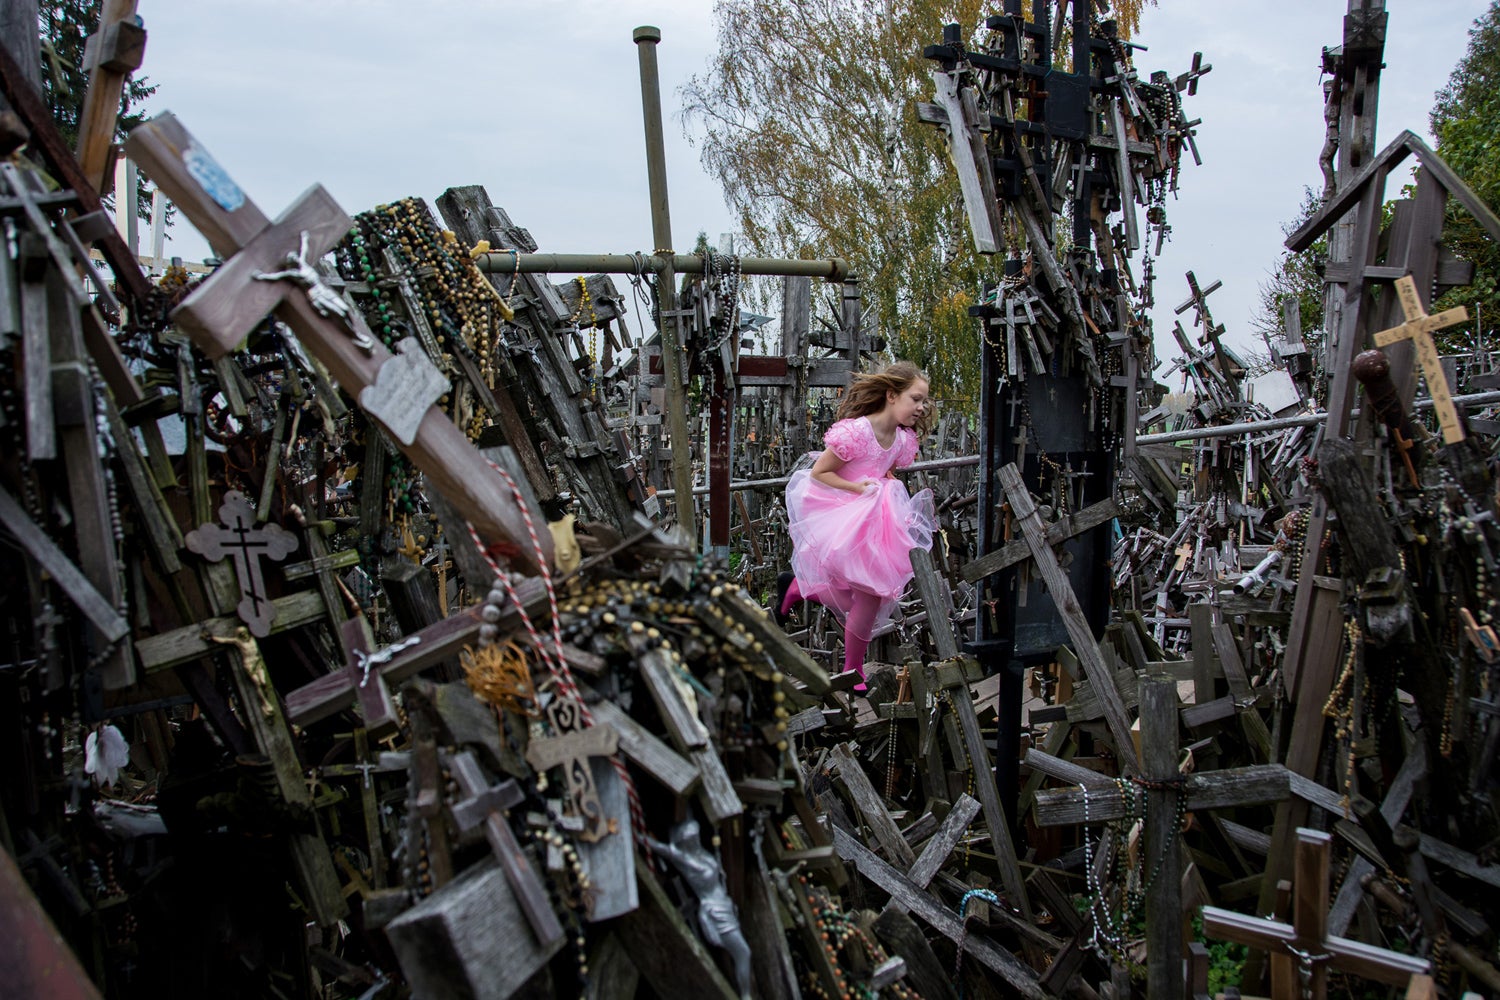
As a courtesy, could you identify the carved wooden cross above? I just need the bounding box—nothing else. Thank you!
[1174,271,1222,337]
[1373,275,1469,444]
[442,749,564,949]
[1201,827,1429,1000]
[185,491,298,636]
[336,616,400,738]
[123,113,551,572]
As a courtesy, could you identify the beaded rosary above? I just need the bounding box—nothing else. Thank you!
[1077,772,1189,963]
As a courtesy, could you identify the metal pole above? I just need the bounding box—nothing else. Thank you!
[474,251,850,281]
[634,26,697,543]
[653,454,980,500]
[1135,390,1500,446]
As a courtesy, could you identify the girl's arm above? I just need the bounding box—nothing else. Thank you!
[810,449,877,493]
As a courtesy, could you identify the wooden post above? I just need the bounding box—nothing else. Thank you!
[1142,674,1184,1000]
[997,463,1140,772]
[75,0,146,194]
[633,26,696,541]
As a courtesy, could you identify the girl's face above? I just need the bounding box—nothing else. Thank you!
[887,379,930,427]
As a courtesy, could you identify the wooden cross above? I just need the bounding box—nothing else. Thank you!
[1373,275,1469,443]
[430,533,454,616]
[281,530,359,627]
[998,463,1141,773]
[75,0,147,194]
[123,113,551,572]
[442,748,564,949]
[1174,271,1223,342]
[336,616,400,738]
[185,491,299,637]
[1201,827,1429,1000]
[1031,681,1291,998]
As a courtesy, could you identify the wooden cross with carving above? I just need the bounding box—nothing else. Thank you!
[123,113,551,572]
[1373,275,1469,444]
[185,491,298,636]
[1202,827,1429,1000]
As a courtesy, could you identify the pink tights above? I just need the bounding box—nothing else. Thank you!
[780,579,881,683]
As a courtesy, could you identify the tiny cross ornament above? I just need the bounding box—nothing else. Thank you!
[185,491,298,636]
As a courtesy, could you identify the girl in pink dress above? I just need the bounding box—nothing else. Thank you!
[776,362,936,693]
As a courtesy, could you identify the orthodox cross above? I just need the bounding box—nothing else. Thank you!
[185,491,298,637]
[123,113,551,572]
[1372,274,1468,443]
[1201,827,1429,1000]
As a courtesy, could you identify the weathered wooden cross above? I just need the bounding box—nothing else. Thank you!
[1202,827,1430,1000]
[1032,678,1291,999]
[184,490,299,636]
[441,748,565,949]
[1372,274,1469,443]
[123,113,552,572]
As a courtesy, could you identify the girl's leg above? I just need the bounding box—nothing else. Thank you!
[778,577,805,618]
[842,589,881,691]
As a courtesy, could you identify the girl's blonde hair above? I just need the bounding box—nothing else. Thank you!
[834,361,932,438]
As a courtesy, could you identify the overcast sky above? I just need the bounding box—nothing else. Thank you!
[131,0,1490,363]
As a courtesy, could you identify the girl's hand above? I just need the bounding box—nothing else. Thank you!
[854,479,880,493]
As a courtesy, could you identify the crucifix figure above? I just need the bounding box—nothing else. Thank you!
[647,818,754,1000]
[1202,827,1429,1000]
[254,229,362,336]
[1373,274,1469,444]
[185,491,298,636]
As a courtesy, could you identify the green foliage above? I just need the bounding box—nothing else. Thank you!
[1430,0,1500,344]
[683,1,1154,414]
[1191,913,1246,995]
[1251,186,1326,349]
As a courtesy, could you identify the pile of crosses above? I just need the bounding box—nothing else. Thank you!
[907,2,1500,998]
[0,15,1042,1000]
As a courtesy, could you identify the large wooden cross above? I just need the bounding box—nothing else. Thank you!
[1202,827,1429,1000]
[1373,275,1468,444]
[123,113,552,572]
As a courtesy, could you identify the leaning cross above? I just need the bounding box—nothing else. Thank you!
[336,615,400,738]
[1373,275,1469,444]
[185,491,298,636]
[124,113,551,572]
[443,749,565,949]
[1201,827,1429,1000]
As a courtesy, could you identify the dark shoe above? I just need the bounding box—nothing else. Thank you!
[773,572,795,626]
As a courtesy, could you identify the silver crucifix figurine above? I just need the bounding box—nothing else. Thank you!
[255,230,374,352]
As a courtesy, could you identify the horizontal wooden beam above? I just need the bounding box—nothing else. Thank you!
[1033,764,1290,826]
[137,590,328,673]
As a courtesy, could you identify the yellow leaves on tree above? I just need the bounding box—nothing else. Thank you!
[682,1,1154,411]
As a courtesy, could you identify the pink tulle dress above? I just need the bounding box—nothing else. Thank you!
[785,416,936,632]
